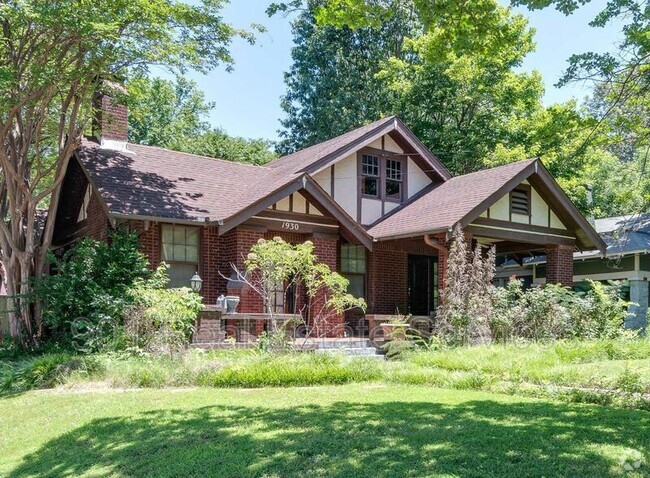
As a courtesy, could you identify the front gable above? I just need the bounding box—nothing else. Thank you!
[477,180,568,231]
[310,132,442,226]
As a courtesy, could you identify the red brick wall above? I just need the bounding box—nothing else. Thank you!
[93,93,128,142]
[309,235,344,336]
[85,194,111,242]
[366,238,444,315]
[545,244,574,286]
[367,246,409,315]
[127,220,160,269]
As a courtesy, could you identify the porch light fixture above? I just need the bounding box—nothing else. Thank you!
[190,272,203,292]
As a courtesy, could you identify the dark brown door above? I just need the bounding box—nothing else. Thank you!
[408,255,437,316]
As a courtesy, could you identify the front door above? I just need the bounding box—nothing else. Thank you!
[408,255,438,316]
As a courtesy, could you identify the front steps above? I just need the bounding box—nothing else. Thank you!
[313,339,384,359]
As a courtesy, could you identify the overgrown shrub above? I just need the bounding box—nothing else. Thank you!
[124,265,202,356]
[491,278,629,342]
[36,229,150,349]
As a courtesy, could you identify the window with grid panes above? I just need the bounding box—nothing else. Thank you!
[385,159,402,200]
[361,154,379,197]
[341,244,366,299]
[161,224,199,288]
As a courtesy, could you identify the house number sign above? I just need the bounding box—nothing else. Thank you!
[281,221,300,231]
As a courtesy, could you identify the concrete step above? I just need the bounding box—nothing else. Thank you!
[315,339,372,349]
[315,346,384,358]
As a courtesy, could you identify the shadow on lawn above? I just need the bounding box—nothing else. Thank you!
[9,399,650,477]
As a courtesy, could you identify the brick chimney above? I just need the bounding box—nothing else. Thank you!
[92,79,128,151]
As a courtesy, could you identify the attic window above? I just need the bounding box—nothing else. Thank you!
[77,186,91,223]
[510,186,531,216]
[361,154,379,197]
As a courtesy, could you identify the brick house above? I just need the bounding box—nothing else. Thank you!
[50,89,606,337]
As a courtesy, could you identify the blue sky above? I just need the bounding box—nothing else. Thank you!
[155,1,623,142]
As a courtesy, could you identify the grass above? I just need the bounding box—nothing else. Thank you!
[3,339,650,410]
[2,384,649,477]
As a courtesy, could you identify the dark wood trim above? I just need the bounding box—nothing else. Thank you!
[303,177,374,250]
[357,146,408,221]
[467,224,576,247]
[219,179,304,235]
[330,165,335,198]
[527,161,606,253]
[288,193,294,213]
[472,216,574,238]
[459,161,536,231]
[302,120,395,175]
[388,120,452,181]
[254,209,338,226]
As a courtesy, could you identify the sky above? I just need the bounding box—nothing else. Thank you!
[155,1,624,142]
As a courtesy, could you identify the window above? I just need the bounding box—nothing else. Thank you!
[341,244,366,299]
[359,151,405,202]
[510,186,531,216]
[361,154,379,197]
[161,224,199,288]
[77,186,91,223]
[270,281,285,314]
[385,159,402,201]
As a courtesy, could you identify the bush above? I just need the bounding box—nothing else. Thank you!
[490,278,630,343]
[124,266,202,356]
[36,229,150,349]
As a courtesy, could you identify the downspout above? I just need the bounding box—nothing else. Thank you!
[424,234,447,255]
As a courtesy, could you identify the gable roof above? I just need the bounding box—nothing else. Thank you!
[268,116,452,181]
[368,159,536,239]
[368,159,606,253]
[76,138,373,248]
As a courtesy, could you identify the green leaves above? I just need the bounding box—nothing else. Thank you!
[128,74,276,164]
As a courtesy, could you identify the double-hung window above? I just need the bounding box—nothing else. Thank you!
[161,224,199,288]
[385,159,403,201]
[360,152,404,202]
[361,154,380,197]
[340,244,366,300]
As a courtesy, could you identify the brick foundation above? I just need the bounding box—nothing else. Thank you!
[545,244,574,286]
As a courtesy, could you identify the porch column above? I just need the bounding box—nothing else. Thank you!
[309,233,344,337]
[628,280,649,330]
[226,226,266,314]
[545,244,574,286]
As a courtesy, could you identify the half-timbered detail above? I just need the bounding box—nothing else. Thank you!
[51,92,606,339]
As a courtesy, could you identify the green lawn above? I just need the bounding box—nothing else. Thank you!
[2,385,649,477]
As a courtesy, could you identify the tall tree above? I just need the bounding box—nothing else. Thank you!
[275,0,419,154]
[511,0,650,213]
[128,75,276,165]
[277,0,548,174]
[0,0,256,345]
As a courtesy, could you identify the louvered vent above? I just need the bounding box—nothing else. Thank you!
[510,188,530,215]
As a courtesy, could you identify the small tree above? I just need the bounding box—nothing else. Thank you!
[241,237,366,340]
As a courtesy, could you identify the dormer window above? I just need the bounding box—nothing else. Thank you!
[359,149,405,203]
[361,154,379,197]
[510,186,531,216]
[385,159,402,201]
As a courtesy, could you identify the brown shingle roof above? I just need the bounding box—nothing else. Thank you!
[368,159,537,239]
[77,138,291,222]
[267,116,452,180]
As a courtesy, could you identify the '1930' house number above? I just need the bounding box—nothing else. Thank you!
[282,221,300,231]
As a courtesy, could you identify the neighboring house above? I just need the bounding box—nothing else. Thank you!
[50,87,605,337]
[496,214,650,329]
